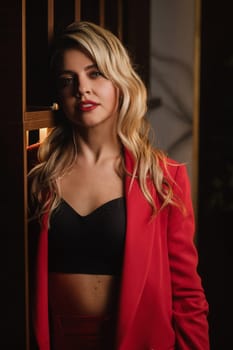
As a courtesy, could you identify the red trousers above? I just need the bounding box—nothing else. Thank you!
[50,312,116,350]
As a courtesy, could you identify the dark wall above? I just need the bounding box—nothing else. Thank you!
[197,1,233,349]
[0,1,28,349]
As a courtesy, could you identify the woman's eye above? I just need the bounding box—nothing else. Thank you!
[58,76,74,89]
[90,71,102,78]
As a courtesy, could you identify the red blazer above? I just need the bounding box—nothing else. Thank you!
[28,144,209,350]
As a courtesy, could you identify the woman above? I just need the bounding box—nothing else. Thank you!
[28,21,209,350]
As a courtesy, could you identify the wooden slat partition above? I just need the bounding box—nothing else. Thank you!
[0,1,150,348]
[0,2,149,349]
[24,0,125,142]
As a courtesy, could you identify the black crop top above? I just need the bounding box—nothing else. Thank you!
[48,197,126,275]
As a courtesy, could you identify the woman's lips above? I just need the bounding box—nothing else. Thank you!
[78,100,99,111]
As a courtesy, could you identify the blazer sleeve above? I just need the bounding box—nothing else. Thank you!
[167,164,210,349]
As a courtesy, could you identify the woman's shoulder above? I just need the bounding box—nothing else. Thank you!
[124,147,187,179]
[158,153,189,184]
[158,152,182,170]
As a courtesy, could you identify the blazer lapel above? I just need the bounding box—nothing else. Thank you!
[116,149,156,347]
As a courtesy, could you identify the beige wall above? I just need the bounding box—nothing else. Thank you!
[148,0,195,183]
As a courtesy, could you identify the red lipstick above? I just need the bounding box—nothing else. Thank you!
[78,100,99,112]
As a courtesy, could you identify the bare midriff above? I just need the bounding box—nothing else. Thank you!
[48,273,120,316]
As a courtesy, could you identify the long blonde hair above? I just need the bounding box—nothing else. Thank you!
[28,21,180,221]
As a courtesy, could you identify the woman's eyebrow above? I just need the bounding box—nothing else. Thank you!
[58,70,74,76]
[84,64,98,71]
[59,64,98,75]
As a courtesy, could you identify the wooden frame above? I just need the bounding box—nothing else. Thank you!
[193,0,201,219]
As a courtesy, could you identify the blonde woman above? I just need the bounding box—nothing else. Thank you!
[28,21,209,350]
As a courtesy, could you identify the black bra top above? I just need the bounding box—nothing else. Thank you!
[48,197,126,275]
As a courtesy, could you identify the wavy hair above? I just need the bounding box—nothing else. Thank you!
[28,21,181,221]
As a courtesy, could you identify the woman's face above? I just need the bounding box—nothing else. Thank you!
[57,49,120,130]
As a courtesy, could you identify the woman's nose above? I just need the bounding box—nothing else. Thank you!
[76,76,91,97]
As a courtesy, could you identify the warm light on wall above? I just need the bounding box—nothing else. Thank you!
[26,130,29,146]
[26,128,51,147]
[39,128,48,142]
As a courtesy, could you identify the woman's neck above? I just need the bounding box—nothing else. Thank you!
[74,126,122,165]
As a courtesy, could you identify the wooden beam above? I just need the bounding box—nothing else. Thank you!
[74,0,81,21]
[118,0,123,40]
[24,110,55,130]
[48,0,54,42]
[99,0,105,27]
